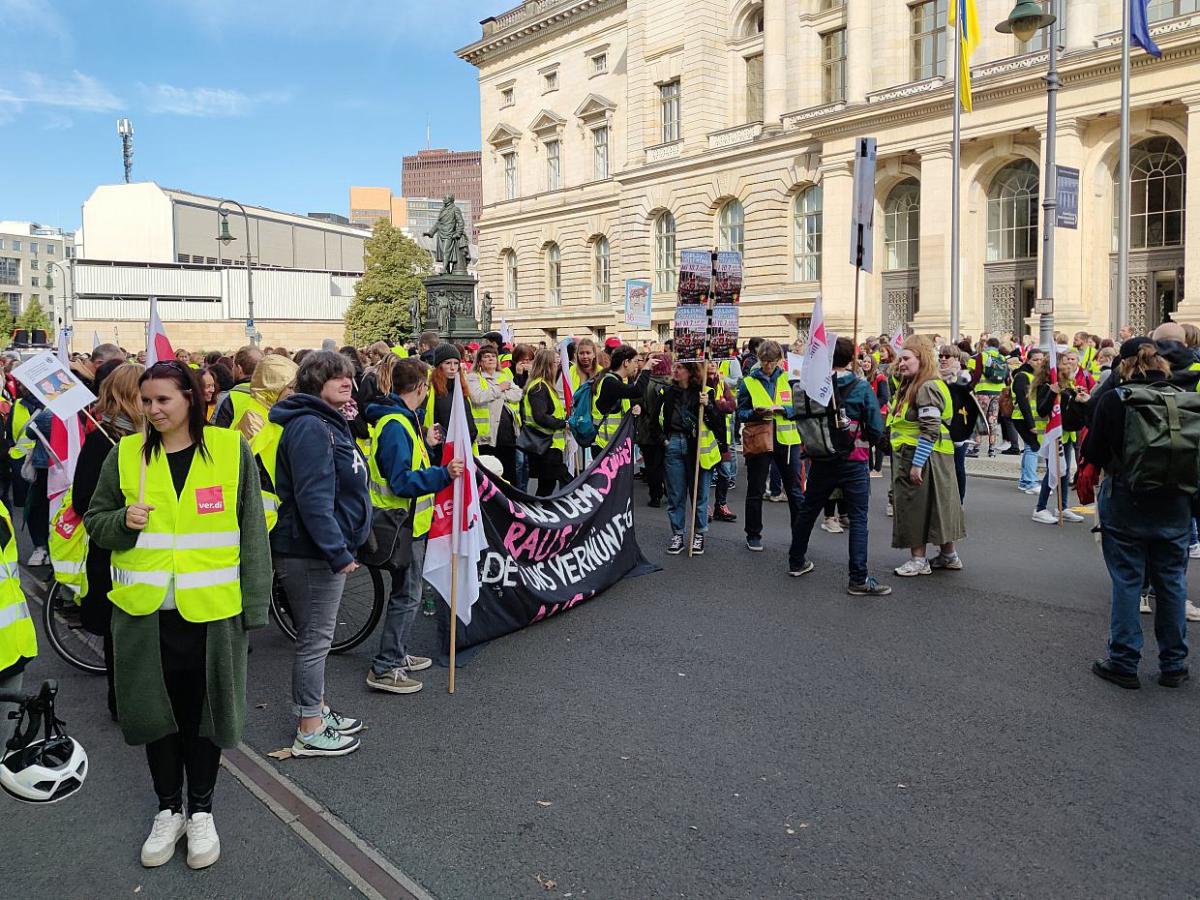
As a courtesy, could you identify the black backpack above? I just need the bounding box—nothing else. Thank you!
[791,378,857,461]
[1117,381,1200,494]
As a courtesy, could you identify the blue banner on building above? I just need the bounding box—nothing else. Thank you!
[1056,166,1079,230]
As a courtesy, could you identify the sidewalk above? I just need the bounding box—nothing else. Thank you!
[964,451,1022,481]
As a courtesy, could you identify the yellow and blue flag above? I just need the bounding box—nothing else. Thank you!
[949,0,982,112]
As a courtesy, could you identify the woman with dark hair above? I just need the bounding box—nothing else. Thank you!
[270,350,372,755]
[83,360,270,870]
[592,344,650,451]
[522,349,570,496]
[202,362,234,423]
[660,361,724,556]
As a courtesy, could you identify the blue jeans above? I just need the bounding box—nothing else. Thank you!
[788,459,871,583]
[713,457,735,506]
[1036,442,1074,513]
[664,434,712,536]
[514,449,529,492]
[1098,477,1190,674]
[1014,422,1039,489]
[372,539,428,675]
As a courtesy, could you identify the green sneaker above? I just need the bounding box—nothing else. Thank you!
[292,725,360,758]
[322,707,363,735]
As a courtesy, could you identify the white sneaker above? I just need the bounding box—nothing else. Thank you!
[886,502,894,517]
[186,812,220,869]
[1061,509,1085,523]
[1140,593,1152,615]
[1031,509,1058,524]
[26,546,48,566]
[1189,543,1200,560]
[996,441,1012,453]
[1187,601,1200,622]
[820,516,844,534]
[894,557,932,577]
[141,810,186,867]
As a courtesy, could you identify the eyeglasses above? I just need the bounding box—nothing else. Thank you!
[938,354,954,359]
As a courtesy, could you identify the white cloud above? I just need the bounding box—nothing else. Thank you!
[41,112,74,131]
[159,0,486,40]
[0,0,71,46]
[140,83,291,117]
[0,71,122,124]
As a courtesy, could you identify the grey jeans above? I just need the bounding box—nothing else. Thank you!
[275,556,347,719]
[1,669,23,749]
[372,539,427,676]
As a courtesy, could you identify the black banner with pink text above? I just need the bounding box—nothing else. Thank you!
[459,416,658,649]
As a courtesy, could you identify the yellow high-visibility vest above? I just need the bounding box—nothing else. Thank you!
[227,389,266,431]
[592,373,630,450]
[658,394,721,470]
[743,374,800,445]
[8,401,33,460]
[472,369,520,441]
[0,503,36,671]
[49,487,89,601]
[522,379,566,452]
[110,428,243,622]
[250,420,282,533]
[367,411,435,537]
[888,379,954,455]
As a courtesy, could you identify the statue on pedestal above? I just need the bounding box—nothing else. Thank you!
[435,292,451,334]
[479,291,493,332]
[408,295,421,334]
[423,195,471,276]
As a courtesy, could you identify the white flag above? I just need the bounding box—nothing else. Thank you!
[424,384,485,625]
[800,295,835,407]
[92,330,101,351]
[146,297,174,366]
[891,328,904,353]
[500,319,514,344]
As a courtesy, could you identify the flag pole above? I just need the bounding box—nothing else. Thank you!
[950,8,962,346]
[1117,0,1132,334]
[448,449,463,694]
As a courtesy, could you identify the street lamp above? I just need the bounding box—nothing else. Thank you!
[997,0,1058,355]
[215,200,256,346]
[44,260,71,344]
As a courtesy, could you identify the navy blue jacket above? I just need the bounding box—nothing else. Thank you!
[270,394,371,572]
[364,395,454,499]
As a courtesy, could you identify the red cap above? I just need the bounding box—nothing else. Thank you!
[604,337,622,350]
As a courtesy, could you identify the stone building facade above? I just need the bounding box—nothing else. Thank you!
[458,0,1200,344]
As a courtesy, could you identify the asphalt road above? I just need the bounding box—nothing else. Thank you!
[7,470,1200,899]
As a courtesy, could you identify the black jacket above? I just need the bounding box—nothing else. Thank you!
[594,370,651,415]
[659,383,727,451]
[1011,365,1036,422]
[270,394,372,572]
[525,381,566,433]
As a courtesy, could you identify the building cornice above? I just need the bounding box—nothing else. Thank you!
[457,0,624,67]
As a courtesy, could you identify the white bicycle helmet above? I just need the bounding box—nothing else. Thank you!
[1,680,88,804]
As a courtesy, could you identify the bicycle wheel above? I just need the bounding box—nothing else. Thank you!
[270,564,385,654]
[41,582,106,674]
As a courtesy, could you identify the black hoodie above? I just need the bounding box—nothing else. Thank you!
[270,393,371,571]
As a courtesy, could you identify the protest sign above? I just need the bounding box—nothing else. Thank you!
[786,352,805,375]
[12,352,96,421]
[673,306,708,362]
[624,279,653,328]
[460,417,658,650]
[713,252,742,304]
[709,305,739,360]
[677,250,712,305]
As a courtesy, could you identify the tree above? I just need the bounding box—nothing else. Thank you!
[0,303,15,343]
[344,219,432,345]
[18,296,51,336]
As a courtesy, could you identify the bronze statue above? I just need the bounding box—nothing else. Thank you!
[479,291,493,332]
[423,195,471,276]
[435,292,451,333]
[408,294,421,332]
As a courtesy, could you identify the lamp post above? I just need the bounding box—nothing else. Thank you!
[44,260,71,346]
[215,200,257,346]
[997,0,1059,355]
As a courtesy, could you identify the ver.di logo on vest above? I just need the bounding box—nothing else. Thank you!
[196,486,225,515]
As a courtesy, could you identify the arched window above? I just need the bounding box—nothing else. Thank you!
[1116,136,1187,250]
[655,213,677,292]
[739,3,764,37]
[987,160,1039,262]
[884,179,921,270]
[546,243,562,305]
[593,236,610,304]
[503,250,518,308]
[718,200,745,254]
[793,185,822,281]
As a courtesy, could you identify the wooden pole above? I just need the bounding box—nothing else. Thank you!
[1054,435,1064,526]
[686,363,709,558]
[83,409,116,446]
[448,554,458,694]
[138,421,148,504]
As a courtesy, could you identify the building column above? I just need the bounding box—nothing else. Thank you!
[1042,119,1089,332]
[1066,0,1098,52]
[1177,96,1200,323]
[763,0,787,127]
[912,146,954,335]
[846,0,872,104]
[819,158,858,335]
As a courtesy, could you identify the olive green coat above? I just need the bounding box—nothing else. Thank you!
[83,437,271,748]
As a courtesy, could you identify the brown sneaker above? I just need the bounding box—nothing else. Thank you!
[366,668,423,694]
[402,654,433,672]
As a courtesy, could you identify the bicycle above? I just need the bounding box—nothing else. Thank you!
[269,562,386,653]
[41,581,107,675]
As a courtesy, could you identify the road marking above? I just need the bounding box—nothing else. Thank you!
[222,742,435,900]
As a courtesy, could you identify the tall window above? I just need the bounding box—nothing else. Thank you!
[793,186,823,281]
[504,250,518,308]
[546,243,562,305]
[545,140,561,191]
[655,213,677,292]
[593,237,610,304]
[1148,0,1199,22]
[822,30,846,104]
[745,54,764,122]
[885,179,921,270]
[660,80,681,144]
[0,258,18,286]
[1117,136,1187,249]
[593,126,609,180]
[911,0,948,81]
[503,152,518,200]
[987,160,1040,261]
[718,200,745,254]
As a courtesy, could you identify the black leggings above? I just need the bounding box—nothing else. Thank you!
[144,612,221,816]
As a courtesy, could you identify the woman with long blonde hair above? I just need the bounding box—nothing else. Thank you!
[888,336,965,576]
[521,349,570,495]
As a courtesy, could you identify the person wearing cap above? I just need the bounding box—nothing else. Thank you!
[466,344,522,482]
[422,344,478,447]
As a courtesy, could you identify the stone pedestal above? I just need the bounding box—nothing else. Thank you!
[422,273,480,342]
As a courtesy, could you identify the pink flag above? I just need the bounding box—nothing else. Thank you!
[146,297,174,366]
[424,384,485,625]
[558,339,573,414]
[800,295,835,407]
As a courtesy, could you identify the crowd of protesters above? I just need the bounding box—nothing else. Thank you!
[1,315,1198,874]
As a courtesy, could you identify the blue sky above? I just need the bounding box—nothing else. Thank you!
[0,0,498,230]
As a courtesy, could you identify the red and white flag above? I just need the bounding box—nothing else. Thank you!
[558,338,574,414]
[146,297,174,366]
[800,295,836,407]
[47,330,83,520]
[425,385,485,625]
[891,328,905,353]
[1039,353,1064,473]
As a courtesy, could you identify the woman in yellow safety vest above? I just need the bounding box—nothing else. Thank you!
[64,362,144,720]
[592,345,650,451]
[521,349,570,496]
[423,344,478,446]
[0,500,36,750]
[659,362,724,557]
[84,360,270,871]
[466,344,522,482]
[888,336,966,577]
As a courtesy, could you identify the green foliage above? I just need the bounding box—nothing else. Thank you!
[0,303,15,341]
[343,219,431,345]
[17,296,51,336]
